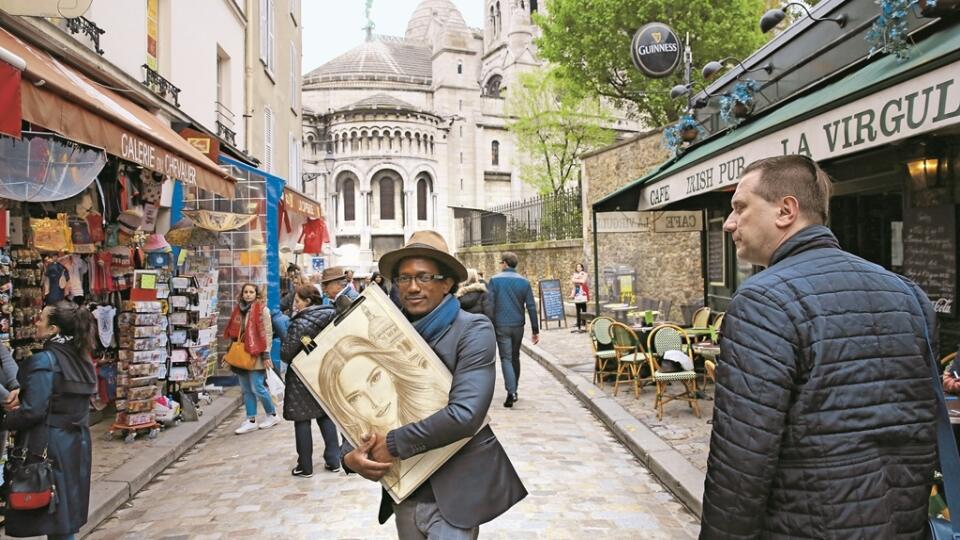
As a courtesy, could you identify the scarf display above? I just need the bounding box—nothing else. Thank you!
[412,294,459,344]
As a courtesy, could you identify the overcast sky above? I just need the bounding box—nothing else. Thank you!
[301,1,484,74]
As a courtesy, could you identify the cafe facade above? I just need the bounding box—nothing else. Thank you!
[593,0,960,345]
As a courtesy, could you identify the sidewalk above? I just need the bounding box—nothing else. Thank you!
[522,325,713,517]
[76,388,242,538]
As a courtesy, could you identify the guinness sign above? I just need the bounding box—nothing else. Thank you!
[630,23,682,79]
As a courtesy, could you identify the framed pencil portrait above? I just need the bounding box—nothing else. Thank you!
[291,285,482,503]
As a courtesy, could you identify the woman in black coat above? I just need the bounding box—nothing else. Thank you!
[2,302,97,540]
[280,284,340,477]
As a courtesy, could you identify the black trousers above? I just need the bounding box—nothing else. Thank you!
[294,417,340,473]
[575,302,587,328]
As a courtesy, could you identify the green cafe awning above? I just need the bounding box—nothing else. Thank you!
[594,24,960,213]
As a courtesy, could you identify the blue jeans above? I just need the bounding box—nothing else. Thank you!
[236,369,276,418]
[495,326,524,395]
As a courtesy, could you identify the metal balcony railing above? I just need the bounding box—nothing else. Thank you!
[65,17,105,55]
[141,64,181,107]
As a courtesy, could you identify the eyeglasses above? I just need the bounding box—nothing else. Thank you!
[395,273,446,286]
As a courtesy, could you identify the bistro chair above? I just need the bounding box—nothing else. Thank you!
[647,324,702,420]
[942,351,957,371]
[589,316,618,387]
[704,359,717,387]
[691,307,712,329]
[609,322,649,398]
[680,302,704,326]
[658,299,673,323]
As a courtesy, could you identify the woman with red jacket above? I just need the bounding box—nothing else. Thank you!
[223,283,278,435]
[570,263,590,332]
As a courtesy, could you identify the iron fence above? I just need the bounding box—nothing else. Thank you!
[457,187,582,248]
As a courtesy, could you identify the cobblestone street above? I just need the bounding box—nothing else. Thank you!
[86,352,700,539]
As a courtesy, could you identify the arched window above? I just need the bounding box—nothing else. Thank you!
[417,177,430,221]
[342,178,355,222]
[457,60,463,75]
[495,2,501,35]
[489,6,496,37]
[485,75,502,98]
[379,177,395,220]
[491,140,500,166]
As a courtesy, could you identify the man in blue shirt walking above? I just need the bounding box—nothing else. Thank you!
[488,251,540,408]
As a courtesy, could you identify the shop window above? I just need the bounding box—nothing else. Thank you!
[491,140,500,166]
[342,178,355,222]
[380,177,395,220]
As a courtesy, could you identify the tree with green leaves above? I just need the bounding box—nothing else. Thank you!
[506,67,617,195]
[535,0,768,126]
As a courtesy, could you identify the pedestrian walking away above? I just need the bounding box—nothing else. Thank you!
[223,283,280,435]
[488,251,539,407]
[700,155,938,539]
[342,230,527,540]
[2,302,98,540]
[280,284,341,477]
[456,268,494,321]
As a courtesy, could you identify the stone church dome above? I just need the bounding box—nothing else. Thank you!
[303,35,432,86]
[405,0,467,41]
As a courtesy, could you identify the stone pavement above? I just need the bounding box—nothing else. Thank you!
[529,325,713,472]
[85,353,701,539]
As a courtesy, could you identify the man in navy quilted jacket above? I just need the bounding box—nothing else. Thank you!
[701,155,937,539]
[488,252,540,408]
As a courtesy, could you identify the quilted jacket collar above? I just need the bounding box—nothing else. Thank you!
[768,225,840,267]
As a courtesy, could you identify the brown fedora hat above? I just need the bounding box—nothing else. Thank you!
[379,230,468,283]
[319,266,348,284]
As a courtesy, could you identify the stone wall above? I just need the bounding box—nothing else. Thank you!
[457,239,585,312]
[581,130,704,323]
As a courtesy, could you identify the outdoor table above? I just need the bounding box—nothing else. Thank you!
[693,343,721,360]
[604,303,636,323]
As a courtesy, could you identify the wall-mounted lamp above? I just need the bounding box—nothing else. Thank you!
[760,2,847,34]
[670,84,710,108]
[907,157,941,189]
[701,57,774,79]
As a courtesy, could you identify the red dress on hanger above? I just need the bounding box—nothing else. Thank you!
[298,218,329,255]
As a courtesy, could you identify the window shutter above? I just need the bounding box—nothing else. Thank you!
[264,107,274,172]
[268,0,276,70]
[259,0,268,63]
[290,42,297,108]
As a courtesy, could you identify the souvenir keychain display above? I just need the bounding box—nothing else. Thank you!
[8,247,44,360]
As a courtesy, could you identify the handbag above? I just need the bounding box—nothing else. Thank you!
[896,278,960,539]
[224,321,257,370]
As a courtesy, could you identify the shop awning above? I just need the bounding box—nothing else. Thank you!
[0,52,21,138]
[282,187,323,219]
[594,25,960,213]
[0,28,234,198]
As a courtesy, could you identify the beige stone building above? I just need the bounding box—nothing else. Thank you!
[246,0,302,184]
[300,0,551,267]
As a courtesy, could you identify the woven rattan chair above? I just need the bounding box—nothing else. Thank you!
[589,316,618,387]
[610,322,648,398]
[647,324,702,420]
[691,307,711,329]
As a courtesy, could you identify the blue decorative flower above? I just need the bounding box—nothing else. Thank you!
[866,0,934,61]
[719,79,762,127]
[662,114,707,155]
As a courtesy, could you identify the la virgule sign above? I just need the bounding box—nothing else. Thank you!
[639,60,960,210]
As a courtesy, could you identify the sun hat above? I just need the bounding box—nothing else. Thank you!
[319,266,348,284]
[378,230,468,283]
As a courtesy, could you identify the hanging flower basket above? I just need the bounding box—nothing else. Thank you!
[919,0,959,16]
[719,80,761,127]
[662,114,707,155]
[866,0,934,61]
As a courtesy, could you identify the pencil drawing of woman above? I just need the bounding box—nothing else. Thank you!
[318,335,448,493]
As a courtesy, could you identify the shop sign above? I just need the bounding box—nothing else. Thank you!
[596,210,702,233]
[639,60,960,210]
[120,132,198,186]
[178,127,220,163]
[630,23,682,79]
[283,189,323,219]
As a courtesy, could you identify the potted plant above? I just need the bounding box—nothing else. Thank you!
[663,114,706,155]
[719,80,762,126]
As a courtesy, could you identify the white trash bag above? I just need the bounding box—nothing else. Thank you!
[266,368,285,406]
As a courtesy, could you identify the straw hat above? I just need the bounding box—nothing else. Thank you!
[378,230,468,283]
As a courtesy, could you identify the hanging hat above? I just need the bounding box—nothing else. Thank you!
[144,233,172,253]
[117,208,144,234]
[378,230,468,283]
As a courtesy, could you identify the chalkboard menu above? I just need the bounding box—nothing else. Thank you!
[707,218,725,286]
[538,279,566,323]
[903,204,956,316]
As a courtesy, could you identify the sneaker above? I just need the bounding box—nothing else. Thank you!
[258,414,280,430]
[324,463,341,473]
[291,466,313,478]
[234,419,258,435]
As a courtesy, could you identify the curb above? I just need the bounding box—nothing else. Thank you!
[522,340,705,518]
[79,389,243,538]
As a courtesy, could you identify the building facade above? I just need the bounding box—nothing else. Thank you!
[301,0,552,267]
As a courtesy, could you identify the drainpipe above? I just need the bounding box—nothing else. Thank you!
[592,209,600,317]
[244,0,254,154]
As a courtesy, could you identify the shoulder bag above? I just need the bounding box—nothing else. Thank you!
[224,315,257,370]
[897,278,960,540]
[4,352,58,513]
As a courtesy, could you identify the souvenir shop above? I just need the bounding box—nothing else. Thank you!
[278,186,330,277]
[0,27,235,437]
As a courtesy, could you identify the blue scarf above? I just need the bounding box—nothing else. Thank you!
[413,294,459,344]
